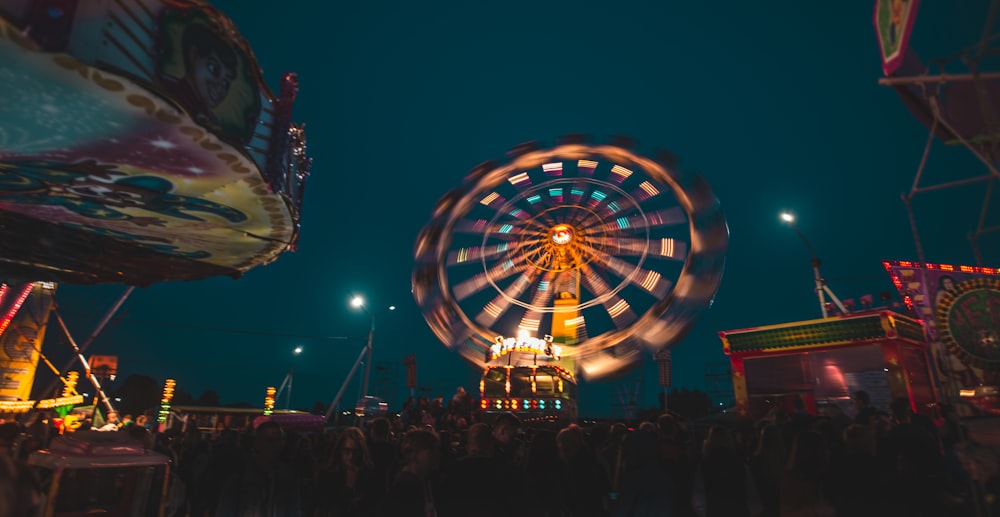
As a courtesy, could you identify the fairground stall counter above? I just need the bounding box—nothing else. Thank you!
[719,311,937,420]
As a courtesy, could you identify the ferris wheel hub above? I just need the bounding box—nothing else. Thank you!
[550,224,575,245]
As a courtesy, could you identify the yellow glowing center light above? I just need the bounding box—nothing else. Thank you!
[551,225,573,245]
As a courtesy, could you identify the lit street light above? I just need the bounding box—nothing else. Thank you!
[293,346,303,355]
[779,211,846,318]
[351,296,396,401]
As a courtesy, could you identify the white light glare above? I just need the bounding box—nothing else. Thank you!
[351,296,365,308]
[779,212,795,223]
[294,346,303,355]
[389,305,396,311]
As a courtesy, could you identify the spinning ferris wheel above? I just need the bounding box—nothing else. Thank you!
[412,137,728,380]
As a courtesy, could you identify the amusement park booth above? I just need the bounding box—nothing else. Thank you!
[719,311,937,420]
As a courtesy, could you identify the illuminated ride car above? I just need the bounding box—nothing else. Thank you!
[479,364,578,426]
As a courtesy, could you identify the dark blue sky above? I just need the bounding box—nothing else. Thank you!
[43,2,996,416]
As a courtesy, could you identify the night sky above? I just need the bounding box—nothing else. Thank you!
[38,2,996,417]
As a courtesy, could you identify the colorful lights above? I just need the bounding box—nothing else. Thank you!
[264,386,276,416]
[508,172,530,186]
[62,371,79,397]
[36,395,84,410]
[0,400,35,412]
[610,165,633,182]
[659,238,676,257]
[0,283,33,338]
[635,181,660,200]
[608,299,631,319]
[158,379,176,424]
[543,162,563,176]
[480,192,500,206]
[479,398,572,412]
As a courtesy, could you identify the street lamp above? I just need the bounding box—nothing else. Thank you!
[351,296,395,401]
[779,211,847,318]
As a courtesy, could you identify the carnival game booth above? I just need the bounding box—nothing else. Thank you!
[719,311,937,420]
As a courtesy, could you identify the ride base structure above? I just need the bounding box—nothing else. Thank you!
[719,310,937,420]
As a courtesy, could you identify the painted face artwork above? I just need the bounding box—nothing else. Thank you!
[189,49,235,108]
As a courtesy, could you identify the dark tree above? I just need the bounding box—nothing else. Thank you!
[666,388,713,420]
[111,374,160,417]
[172,388,195,406]
[195,389,220,406]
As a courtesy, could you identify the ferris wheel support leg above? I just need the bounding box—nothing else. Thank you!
[902,195,927,265]
[812,260,829,318]
[30,287,134,420]
[52,311,118,417]
[325,345,369,422]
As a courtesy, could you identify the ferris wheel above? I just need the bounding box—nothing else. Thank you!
[412,136,728,380]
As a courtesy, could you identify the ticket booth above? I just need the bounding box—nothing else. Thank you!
[719,311,937,420]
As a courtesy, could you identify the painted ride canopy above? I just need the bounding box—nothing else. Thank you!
[0,0,309,285]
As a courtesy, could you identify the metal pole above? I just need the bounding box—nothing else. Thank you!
[356,361,365,402]
[790,222,827,317]
[287,367,293,411]
[361,310,375,399]
[812,260,829,318]
[38,287,134,401]
[877,71,1000,85]
[325,345,369,421]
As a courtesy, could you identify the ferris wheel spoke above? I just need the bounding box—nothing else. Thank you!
[631,180,663,202]
[580,269,637,328]
[580,206,687,234]
[452,255,530,301]
[578,243,673,299]
[454,218,525,237]
[447,239,529,266]
[517,273,556,334]
[601,236,689,261]
[473,269,539,328]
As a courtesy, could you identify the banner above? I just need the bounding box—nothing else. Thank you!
[873,0,920,76]
[884,261,1000,395]
[0,282,57,402]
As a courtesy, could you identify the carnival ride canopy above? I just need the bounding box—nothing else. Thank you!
[0,0,310,285]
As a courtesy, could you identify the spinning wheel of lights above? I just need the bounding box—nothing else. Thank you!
[413,138,728,380]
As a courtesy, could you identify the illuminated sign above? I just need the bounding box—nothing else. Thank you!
[491,331,561,361]
[36,394,85,409]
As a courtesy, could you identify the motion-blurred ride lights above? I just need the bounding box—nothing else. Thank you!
[480,398,566,411]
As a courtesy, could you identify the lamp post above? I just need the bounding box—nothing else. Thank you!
[351,296,395,400]
[779,212,847,318]
[288,346,302,410]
